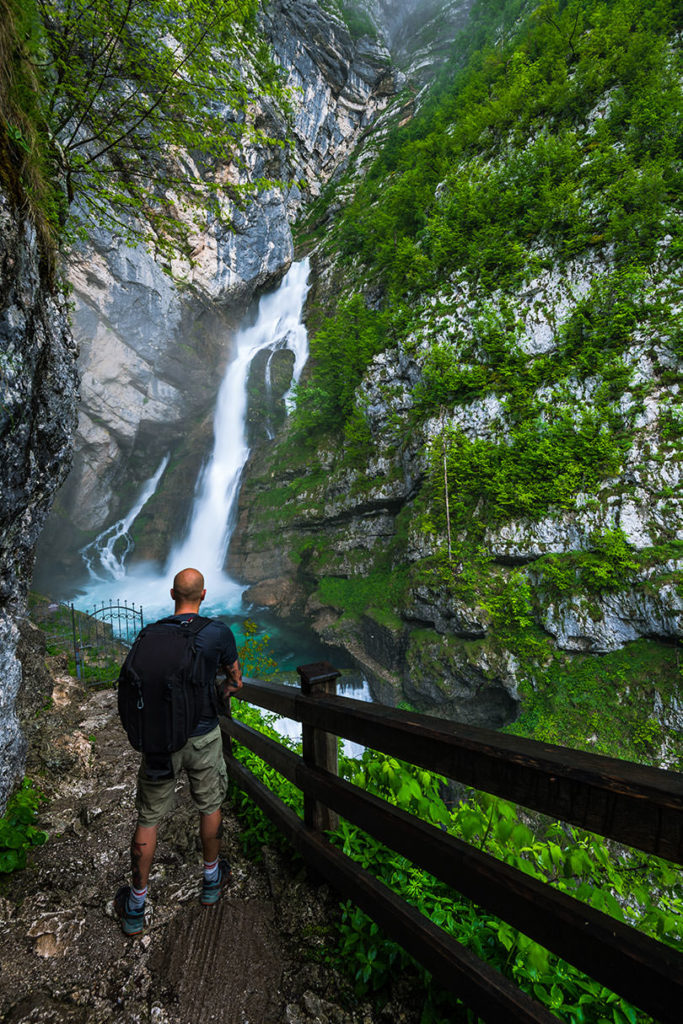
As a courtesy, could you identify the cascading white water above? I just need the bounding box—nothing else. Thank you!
[169,258,310,585]
[81,454,170,580]
[74,259,311,620]
[71,256,370,742]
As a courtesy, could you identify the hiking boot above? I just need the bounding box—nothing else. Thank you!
[114,885,145,936]
[201,859,232,905]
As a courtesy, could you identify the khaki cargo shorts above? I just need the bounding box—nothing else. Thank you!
[135,725,228,828]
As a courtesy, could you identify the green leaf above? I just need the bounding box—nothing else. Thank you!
[526,943,550,974]
[0,849,23,872]
[550,983,565,1008]
[511,824,533,849]
[459,813,482,842]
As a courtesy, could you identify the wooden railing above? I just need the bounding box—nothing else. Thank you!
[221,663,683,1024]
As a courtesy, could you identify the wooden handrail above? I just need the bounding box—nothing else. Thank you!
[222,715,683,1024]
[236,678,683,863]
[225,747,559,1024]
[223,670,683,1023]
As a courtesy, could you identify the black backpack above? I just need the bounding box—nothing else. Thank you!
[117,615,214,757]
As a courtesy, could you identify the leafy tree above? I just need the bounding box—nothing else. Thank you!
[31,0,291,254]
[0,0,64,269]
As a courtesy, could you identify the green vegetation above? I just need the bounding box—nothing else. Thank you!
[336,0,681,288]
[29,594,129,686]
[294,294,389,439]
[237,619,277,678]
[0,1,291,262]
[229,699,303,860]
[29,0,291,256]
[535,529,641,597]
[507,639,683,761]
[421,409,627,534]
[228,701,683,1022]
[0,779,47,873]
[261,0,683,733]
[0,0,64,275]
[317,568,409,619]
[321,1,378,40]
[292,0,681,438]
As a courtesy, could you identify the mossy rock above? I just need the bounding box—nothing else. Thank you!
[360,608,406,671]
[507,640,683,767]
[129,416,215,563]
[403,629,518,728]
[246,348,296,445]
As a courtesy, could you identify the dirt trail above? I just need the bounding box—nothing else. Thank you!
[0,672,415,1024]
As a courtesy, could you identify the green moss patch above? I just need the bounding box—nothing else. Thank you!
[506,640,683,766]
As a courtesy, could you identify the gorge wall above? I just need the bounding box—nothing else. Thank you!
[227,0,683,762]
[0,185,79,809]
[34,0,405,593]
[25,0,682,765]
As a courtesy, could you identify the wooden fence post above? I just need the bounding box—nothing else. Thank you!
[70,603,82,680]
[298,661,341,832]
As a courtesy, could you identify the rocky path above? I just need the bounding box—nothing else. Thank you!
[0,671,417,1024]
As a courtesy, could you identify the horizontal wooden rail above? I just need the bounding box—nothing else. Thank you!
[236,679,683,863]
[222,716,683,1024]
[223,738,559,1024]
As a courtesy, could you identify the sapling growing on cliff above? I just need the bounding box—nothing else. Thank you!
[31,0,291,256]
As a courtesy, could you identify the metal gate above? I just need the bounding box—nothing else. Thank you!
[31,598,143,686]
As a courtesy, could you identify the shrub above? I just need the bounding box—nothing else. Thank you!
[0,779,47,873]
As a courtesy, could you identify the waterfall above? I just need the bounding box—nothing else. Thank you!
[169,258,310,580]
[81,454,170,580]
[74,259,311,620]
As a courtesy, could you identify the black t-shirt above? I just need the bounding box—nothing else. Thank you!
[167,614,238,735]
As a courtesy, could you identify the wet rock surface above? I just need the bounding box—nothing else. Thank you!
[0,668,421,1024]
[34,1,399,588]
[0,183,79,809]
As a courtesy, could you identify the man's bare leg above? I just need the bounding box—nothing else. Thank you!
[131,824,157,889]
[115,823,157,932]
[199,808,221,864]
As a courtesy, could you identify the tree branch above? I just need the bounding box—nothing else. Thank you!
[81,13,232,167]
[65,0,136,150]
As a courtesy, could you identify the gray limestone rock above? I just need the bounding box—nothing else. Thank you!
[0,614,26,812]
[542,579,683,653]
[403,629,519,727]
[36,0,399,586]
[0,187,78,809]
[246,346,296,444]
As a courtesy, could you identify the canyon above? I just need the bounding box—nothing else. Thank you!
[3,0,682,808]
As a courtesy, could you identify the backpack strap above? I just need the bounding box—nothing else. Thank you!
[159,615,217,713]
[157,615,213,635]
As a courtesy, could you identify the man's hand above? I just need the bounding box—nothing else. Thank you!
[222,658,243,698]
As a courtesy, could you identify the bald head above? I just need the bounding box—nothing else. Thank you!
[171,568,206,611]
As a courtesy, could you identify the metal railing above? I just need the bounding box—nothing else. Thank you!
[31,598,143,685]
[223,663,683,1024]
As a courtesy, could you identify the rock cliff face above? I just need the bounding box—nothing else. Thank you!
[370,0,474,79]
[34,0,399,591]
[25,1,680,755]
[231,229,683,731]
[0,187,79,810]
[226,6,683,752]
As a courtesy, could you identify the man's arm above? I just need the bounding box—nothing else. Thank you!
[222,658,243,695]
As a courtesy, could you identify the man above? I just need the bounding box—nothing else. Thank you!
[115,567,242,936]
